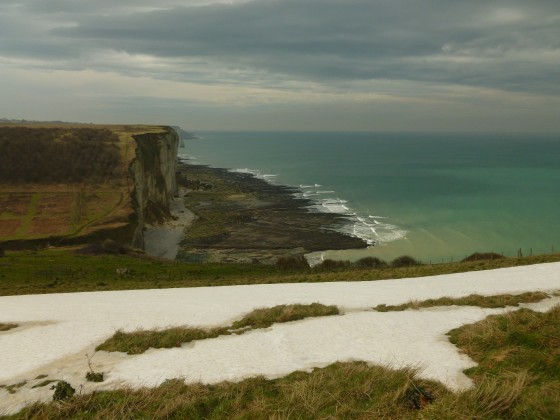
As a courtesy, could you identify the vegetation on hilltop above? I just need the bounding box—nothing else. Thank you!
[0,124,173,244]
[0,127,121,184]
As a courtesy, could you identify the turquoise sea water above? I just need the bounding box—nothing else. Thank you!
[182,131,560,263]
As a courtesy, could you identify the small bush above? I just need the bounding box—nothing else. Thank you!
[275,255,309,271]
[51,381,75,401]
[391,255,421,268]
[85,371,104,383]
[354,256,387,269]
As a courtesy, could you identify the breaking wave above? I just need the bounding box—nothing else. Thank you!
[229,167,407,247]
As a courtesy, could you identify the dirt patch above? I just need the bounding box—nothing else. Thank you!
[0,220,21,236]
[36,194,75,215]
[0,193,32,217]
[28,216,72,236]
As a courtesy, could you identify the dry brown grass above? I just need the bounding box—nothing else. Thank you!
[8,307,560,419]
[0,219,21,236]
[97,304,339,355]
[374,291,549,312]
[10,362,445,419]
[0,323,18,331]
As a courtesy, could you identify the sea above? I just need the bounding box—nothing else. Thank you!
[180,131,560,264]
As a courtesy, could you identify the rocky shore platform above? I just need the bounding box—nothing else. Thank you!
[176,162,367,264]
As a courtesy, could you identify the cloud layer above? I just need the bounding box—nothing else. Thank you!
[1,0,559,130]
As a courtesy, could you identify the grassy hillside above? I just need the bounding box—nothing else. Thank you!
[0,124,162,244]
[1,248,559,296]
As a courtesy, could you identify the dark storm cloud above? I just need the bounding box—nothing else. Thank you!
[2,0,560,93]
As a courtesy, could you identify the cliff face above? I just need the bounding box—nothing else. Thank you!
[130,127,179,248]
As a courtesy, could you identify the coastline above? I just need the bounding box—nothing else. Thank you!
[173,160,368,264]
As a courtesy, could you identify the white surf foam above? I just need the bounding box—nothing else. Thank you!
[297,188,406,246]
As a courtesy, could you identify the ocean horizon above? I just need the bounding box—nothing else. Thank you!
[181,131,560,263]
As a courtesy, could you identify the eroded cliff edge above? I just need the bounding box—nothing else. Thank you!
[129,126,179,249]
[0,124,180,250]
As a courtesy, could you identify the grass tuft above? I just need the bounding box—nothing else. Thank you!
[444,305,560,418]
[374,291,549,312]
[448,305,560,382]
[230,303,339,330]
[97,303,339,355]
[96,326,226,355]
[3,380,27,395]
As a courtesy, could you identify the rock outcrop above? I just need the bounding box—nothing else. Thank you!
[130,127,179,248]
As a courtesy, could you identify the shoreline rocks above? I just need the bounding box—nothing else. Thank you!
[176,162,367,264]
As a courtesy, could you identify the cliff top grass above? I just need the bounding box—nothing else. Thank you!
[10,306,560,419]
[0,124,167,243]
[1,247,559,296]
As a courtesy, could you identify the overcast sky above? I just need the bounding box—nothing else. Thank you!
[1,0,559,132]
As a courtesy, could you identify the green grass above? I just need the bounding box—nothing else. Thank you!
[9,306,559,419]
[96,304,339,355]
[446,305,560,418]
[13,193,40,240]
[2,248,560,296]
[374,291,550,312]
[0,323,18,331]
[8,363,448,419]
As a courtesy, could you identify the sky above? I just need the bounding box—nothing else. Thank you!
[1,0,559,132]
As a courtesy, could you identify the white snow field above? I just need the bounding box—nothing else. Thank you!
[1,262,559,414]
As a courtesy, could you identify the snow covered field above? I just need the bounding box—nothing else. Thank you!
[1,262,559,415]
